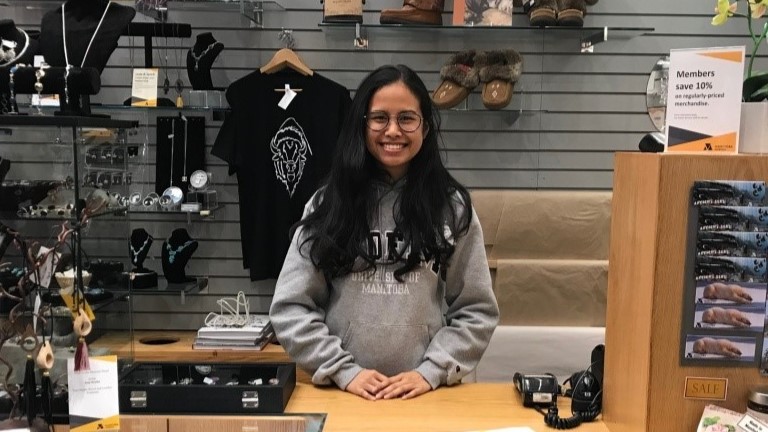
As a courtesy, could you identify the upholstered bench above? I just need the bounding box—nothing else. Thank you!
[469,190,611,382]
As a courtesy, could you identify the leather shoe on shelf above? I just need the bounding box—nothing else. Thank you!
[380,0,445,25]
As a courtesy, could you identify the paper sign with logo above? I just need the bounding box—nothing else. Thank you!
[665,46,744,153]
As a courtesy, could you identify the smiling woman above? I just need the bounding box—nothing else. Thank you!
[269,64,499,401]
[364,82,426,181]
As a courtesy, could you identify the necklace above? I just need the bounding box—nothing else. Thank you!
[62,1,112,68]
[190,41,221,71]
[169,118,176,186]
[166,240,194,264]
[130,236,151,262]
[181,115,188,182]
[0,29,30,67]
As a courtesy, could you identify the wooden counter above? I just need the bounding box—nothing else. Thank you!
[91,330,312,383]
[86,332,611,431]
[283,382,609,432]
[76,383,610,432]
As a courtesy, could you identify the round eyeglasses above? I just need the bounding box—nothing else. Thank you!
[364,111,423,132]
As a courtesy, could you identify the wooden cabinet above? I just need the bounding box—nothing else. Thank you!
[603,152,768,432]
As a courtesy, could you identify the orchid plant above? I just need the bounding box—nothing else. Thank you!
[713,0,768,101]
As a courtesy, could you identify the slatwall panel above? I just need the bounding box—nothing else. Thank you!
[1,0,758,329]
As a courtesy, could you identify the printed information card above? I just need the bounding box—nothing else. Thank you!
[68,355,120,432]
[130,68,159,107]
[665,46,745,153]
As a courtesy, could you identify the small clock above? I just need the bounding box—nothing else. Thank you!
[190,170,211,191]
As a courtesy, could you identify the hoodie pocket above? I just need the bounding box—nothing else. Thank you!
[342,322,430,376]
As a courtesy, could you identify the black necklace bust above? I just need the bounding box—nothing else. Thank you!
[129,228,158,289]
[162,228,198,283]
[39,0,136,73]
[186,32,224,90]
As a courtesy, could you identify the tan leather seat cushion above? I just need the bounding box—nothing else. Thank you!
[494,259,607,326]
[472,190,612,260]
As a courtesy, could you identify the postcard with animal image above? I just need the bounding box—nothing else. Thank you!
[453,0,515,26]
[692,180,766,207]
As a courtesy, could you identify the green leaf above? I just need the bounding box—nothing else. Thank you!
[702,416,720,426]
[743,72,768,101]
[727,425,736,432]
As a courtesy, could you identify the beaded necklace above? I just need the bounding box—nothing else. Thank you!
[130,236,151,263]
[166,240,194,264]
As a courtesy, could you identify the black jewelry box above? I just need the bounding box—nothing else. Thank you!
[118,362,296,414]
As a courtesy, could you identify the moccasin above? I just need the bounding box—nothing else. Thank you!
[431,49,482,109]
[476,49,523,110]
[528,0,558,27]
[557,0,587,26]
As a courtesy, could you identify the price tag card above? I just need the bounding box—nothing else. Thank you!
[68,355,120,432]
[665,46,744,152]
[130,68,159,107]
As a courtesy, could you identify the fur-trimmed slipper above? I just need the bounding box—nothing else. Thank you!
[557,0,587,26]
[528,0,558,27]
[431,50,481,109]
[476,49,523,110]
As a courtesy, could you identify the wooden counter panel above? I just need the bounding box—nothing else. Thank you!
[91,331,313,384]
[57,384,611,432]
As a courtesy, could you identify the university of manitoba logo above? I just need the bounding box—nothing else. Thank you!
[270,118,313,197]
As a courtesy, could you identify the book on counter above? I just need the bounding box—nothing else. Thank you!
[193,314,274,350]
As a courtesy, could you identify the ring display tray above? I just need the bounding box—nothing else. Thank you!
[118,362,296,414]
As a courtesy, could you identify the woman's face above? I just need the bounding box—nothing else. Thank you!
[365,81,426,181]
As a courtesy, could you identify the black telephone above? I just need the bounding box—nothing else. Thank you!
[515,344,604,430]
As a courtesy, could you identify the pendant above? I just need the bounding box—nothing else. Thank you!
[194,61,199,72]
[163,76,170,95]
[176,95,184,108]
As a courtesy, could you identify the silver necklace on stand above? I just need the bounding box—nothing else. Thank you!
[130,235,151,262]
[62,1,112,106]
[190,41,221,71]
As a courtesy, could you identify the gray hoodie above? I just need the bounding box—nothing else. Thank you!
[269,180,499,390]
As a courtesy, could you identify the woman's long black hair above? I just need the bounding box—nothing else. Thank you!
[295,64,472,281]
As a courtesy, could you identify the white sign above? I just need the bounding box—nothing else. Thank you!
[130,68,159,107]
[68,355,120,432]
[665,46,744,152]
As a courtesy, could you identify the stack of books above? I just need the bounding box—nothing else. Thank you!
[193,314,275,351]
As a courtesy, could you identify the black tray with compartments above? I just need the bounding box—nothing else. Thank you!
[118,362,296,414]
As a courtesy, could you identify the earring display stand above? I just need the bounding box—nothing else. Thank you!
[155,115,206,197]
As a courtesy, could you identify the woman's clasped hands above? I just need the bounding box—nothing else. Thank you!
[346,369,432,401]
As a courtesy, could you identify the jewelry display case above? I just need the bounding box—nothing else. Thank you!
[0,113,142,425]
[118,362,296,414]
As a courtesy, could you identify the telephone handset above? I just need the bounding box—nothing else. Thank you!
[514,344,604,430]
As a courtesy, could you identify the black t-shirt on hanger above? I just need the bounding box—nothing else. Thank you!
[212,69,351,281]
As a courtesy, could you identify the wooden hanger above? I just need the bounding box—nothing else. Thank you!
[260,48,313,77]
